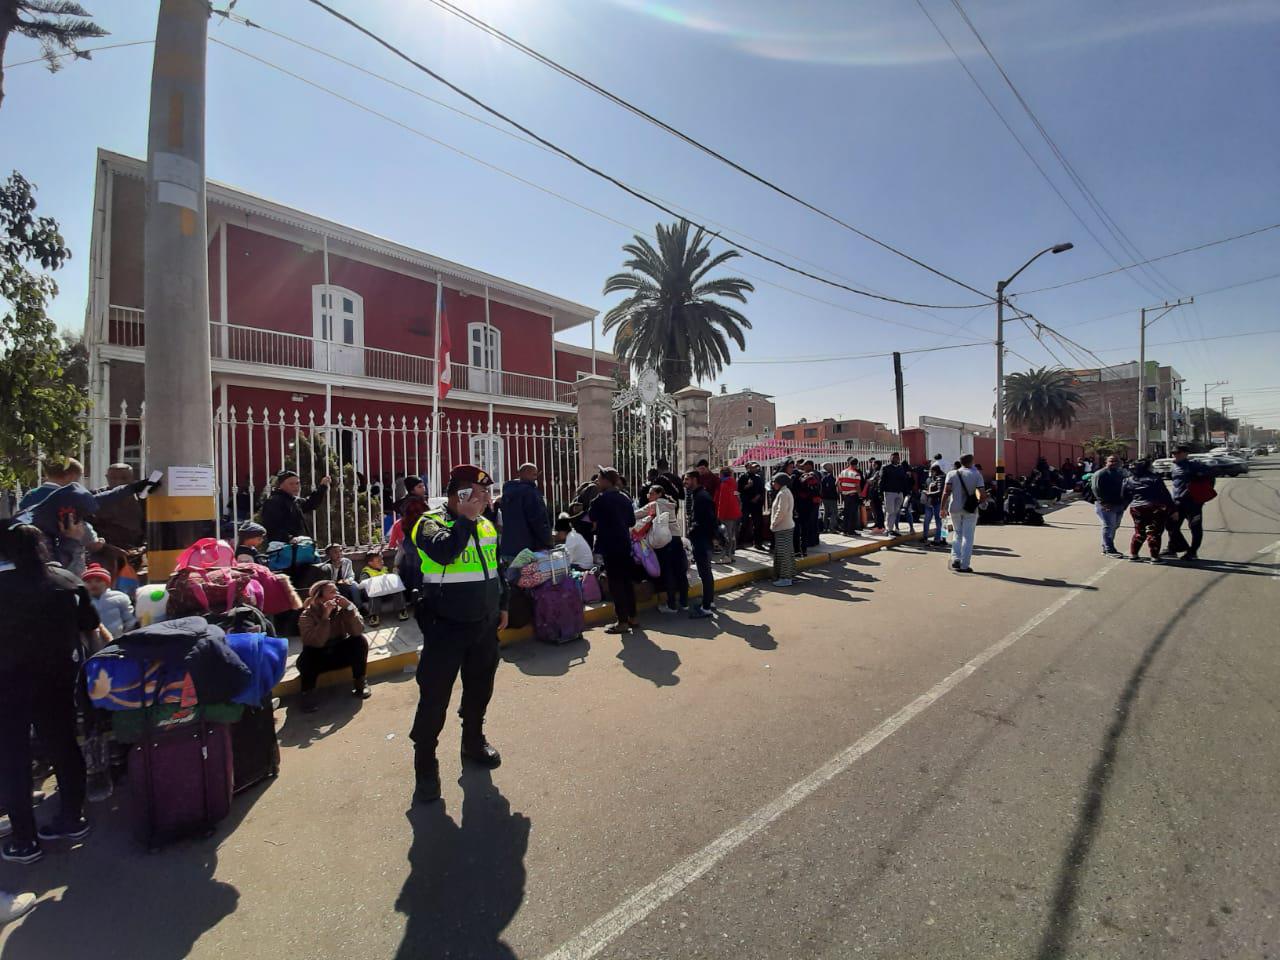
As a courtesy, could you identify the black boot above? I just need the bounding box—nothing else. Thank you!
[461,725,502,769]
[413,752,441,804]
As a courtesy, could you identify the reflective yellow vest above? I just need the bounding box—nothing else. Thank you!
[412,511,499,585]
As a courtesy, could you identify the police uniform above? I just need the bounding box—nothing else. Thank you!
[409,465,508,803]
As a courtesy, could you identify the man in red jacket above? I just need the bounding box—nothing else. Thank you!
[837,458,864,535]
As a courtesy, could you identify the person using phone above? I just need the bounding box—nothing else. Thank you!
[296,579,371,712]
[407,464,508,804]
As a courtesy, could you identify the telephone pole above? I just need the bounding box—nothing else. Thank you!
[892,351,905,433]
[1202,381,1228,446]
[143,0,216,578]
[1137,298,1193,458]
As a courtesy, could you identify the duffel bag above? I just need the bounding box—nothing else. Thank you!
[112,702,244,743]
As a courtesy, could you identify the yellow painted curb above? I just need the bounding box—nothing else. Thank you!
[272,533,924,698]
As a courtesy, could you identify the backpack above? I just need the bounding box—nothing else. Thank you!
[166,565,256,618]
[1188,474,1217,505]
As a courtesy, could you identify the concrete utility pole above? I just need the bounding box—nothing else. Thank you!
[1202,380,1228,446]
[143,0,215,578]
[893,351,905,433]
[1137,297,1192,458]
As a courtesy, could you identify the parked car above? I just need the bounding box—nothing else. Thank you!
[1151,458,1175,477]
[1192,454,1245,477]
[1255,447,1268,456]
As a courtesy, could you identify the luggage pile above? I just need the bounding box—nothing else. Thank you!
[84,609,289,849]
[507,547,584,645]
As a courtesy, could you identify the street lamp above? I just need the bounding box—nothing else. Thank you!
[994,242,1073,504]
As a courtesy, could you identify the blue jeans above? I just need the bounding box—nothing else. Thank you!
[950,511,977,568]
[1094,503,1124,553]
[922,502,943,541]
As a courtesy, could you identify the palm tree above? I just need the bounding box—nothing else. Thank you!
[1002,366,1086,434]
[0,1,108,110]
[602,219,753,392]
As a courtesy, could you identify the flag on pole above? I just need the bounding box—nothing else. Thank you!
[437,306,452,400]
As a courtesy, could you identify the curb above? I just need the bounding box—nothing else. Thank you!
[273,530,925,696]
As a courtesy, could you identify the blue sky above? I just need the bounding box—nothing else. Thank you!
[2,0,1278,429]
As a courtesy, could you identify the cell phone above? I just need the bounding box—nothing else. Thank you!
[457,487,474,502]
[139,470,163,500]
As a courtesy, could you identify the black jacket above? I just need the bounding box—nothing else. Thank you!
[686,487,718,546]
[498,479,552,558]
[588,489,635,558]
[260,487,326,543]
[737,471,766,510]
[0,562,99,676]
[1122,474,1173,508]
[877,463,911,494]
[412,508,508,622]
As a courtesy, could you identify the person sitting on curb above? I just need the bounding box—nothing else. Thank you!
[296,580,372,712]
[81,564,137,641]
[359,550,411,626]
[235,521,268,565]
[320,543,363,610]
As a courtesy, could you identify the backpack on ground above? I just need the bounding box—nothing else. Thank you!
[166,565,254,618]
[1022,509,1045,526]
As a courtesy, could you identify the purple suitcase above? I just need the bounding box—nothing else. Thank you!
[129,720,233,850]
[533,577,585,645]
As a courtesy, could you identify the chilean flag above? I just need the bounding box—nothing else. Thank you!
[437,306,452,400]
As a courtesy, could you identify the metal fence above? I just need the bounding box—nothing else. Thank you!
[728,436,906,470]
[76,400,579,550]
[612,401,681,496]
[215,405,580,548]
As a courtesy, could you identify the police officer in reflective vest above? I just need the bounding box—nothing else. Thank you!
[409,464,509,803]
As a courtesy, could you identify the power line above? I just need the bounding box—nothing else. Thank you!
[732,340,989,365]
[1020,223,1280,295]
[297,0,992,310]
[1088,329,1280,353]
[946,0,1181,303]
[414,0,992,301]
[215,9,983,337]
[2,39,154,69]
[210,37,980,342]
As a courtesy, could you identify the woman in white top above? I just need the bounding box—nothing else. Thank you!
[555,514,595,569]
[636,485,687,613]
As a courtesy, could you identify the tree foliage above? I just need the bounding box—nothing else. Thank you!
[602,219,753,393]
[0,171,87,490]
[1084,435,1129,460]
[0,1,108,109]
[1001,366,1086,435]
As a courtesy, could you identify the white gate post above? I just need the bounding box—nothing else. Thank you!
[674,386,713,472]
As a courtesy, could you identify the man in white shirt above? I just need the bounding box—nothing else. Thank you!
[555,515,595,569]
[942,454,985,573]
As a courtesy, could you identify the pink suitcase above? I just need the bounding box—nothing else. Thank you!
[129,720,233,850]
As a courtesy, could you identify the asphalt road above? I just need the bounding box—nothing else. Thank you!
[4,461,1279,960]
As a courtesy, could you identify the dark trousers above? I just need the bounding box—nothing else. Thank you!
[691,538,715,609]
[603,550,637,623]
[871,497,886,529]
[296,634,369,692]
[0,668,85,845]
[823,498,839,533]
[801,507,820,548]
[657,537,689,608]
[1165,498,1203,555]
[410,611,500,757]
[745,506,766,548]
[841,495,863,534]
[1129,504,1169,557]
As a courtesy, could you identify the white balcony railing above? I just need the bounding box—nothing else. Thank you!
[105,306,575,406]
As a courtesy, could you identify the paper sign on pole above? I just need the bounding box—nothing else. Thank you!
[168,465,215,497]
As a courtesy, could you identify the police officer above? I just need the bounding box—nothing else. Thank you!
[409,464,508,803]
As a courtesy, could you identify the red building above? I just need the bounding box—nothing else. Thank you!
[84,150,616,520]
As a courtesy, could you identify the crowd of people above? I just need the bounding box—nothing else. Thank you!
[1,442,1220,920]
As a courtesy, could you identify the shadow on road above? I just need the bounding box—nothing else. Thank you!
[1,776,263,959]
[502,636,591,677]
[1034,573,1225,960]
[277,690,364,749]
[395,767,530,960]
[972,571,1099,589]
[616,628,681,687]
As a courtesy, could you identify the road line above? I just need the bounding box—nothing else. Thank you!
[540,562,1118,960]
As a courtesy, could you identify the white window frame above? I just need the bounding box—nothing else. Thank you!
[469,434,505,486]
[312,285,365,373]
[467,322,501,393]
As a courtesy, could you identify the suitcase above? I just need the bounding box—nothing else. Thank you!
[129,721,233,850]
[231,698,280,794]
[532,577,584,645]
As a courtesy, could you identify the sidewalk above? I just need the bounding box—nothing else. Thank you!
[274,527,925,695]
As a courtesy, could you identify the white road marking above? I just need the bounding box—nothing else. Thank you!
[541,563,1118,960]
[1259,540,1280,580]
